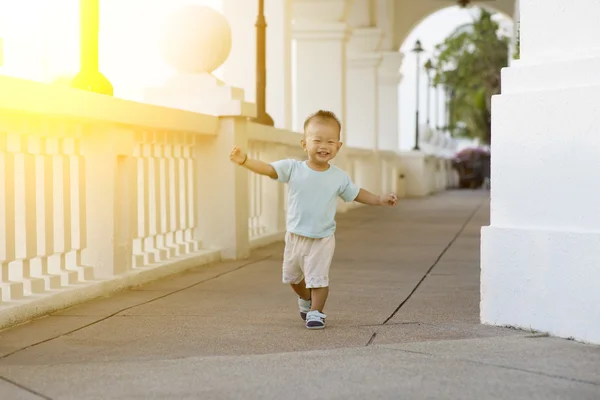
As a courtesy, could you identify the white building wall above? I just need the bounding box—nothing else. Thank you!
[481,0,600,344]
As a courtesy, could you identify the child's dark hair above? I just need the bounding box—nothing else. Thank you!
[303,110,342,136]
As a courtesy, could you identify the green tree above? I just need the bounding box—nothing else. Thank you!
[432,8,510,144]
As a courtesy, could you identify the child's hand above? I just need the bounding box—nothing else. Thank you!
[379,193,398,207]
[230,146,247,165]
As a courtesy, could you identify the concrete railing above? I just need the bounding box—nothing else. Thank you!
[0,75,458,328]
[400,125,459,197]
[0,76,227,325]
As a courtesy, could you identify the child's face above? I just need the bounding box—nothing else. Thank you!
[301,121,342,165]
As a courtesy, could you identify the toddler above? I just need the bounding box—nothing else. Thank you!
[230,110,397,329]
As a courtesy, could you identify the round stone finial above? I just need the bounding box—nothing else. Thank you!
[161,5,232,74]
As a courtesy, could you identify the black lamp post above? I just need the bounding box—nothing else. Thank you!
[252,0,274,126]
[423,59,434,127]
[435,83,440,130]
[70,0,113,95]
[449,88,456,135]
[442,86,448,132]
[411,39,424,151]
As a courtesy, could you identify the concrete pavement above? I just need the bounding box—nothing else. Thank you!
[0,190,599,399]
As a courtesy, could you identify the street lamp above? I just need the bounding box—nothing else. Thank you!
[252,0,274,126]
[423,59,434,128]
[440,84,446,131]
[411,39,424,151]
[449,88,456,135]
[435,83,440,130]
[70,0,113,95]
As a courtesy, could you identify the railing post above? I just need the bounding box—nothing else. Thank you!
[194,117,250,260]
[380,157,389,194]
[81,126,135,278]
[353,152,381,197]
[260,143,286,234]
[372,151,383,196]
[333,154,352,213]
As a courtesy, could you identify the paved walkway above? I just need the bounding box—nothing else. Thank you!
[0,191,599,399]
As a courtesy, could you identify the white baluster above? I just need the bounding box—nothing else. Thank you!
[53,136,80,285]
[183,133,199,252]
[152,131,170,261]
[68,133,94,281]
[14,132,45,295]
[0,132,24,301]
[36,135,62,289]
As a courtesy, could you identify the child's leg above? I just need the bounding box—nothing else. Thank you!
[282,232,303,286]
[282,233,312,320]
[303,234,335,329]
[291,280,312,320]
[310,287,329,312]
[290,279,311,301]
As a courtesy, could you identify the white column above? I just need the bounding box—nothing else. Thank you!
[220,0,257,102]
[266,0,293,129]
[291,0,350,135]
[219,0,292,129]
[481,0,600,344]
[345,28,382,149]
[378,51,403,151]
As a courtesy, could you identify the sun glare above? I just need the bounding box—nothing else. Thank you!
[0,0,79,82]
[0,0,223,100]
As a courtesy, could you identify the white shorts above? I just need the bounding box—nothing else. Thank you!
[282,232,336,289]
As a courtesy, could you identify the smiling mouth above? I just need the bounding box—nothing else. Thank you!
[317,151,330,156]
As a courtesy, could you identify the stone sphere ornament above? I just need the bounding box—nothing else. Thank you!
[160,5,232,74]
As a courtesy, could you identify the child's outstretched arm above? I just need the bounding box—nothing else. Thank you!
[355,189,397,207]
[229,146,278,179]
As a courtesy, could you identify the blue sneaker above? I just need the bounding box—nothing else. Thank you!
[298,297,311,320]
[305,310,326,329]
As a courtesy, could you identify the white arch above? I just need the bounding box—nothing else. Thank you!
[392,0,516,49]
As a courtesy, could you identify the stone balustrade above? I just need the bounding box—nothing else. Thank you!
[0,3,457,329]
[0,74,424,328]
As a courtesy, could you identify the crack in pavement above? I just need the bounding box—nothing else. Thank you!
[385,346,600,387]
[365,195,487,346]
[358,321,438,328]
[0,375,53,400]
[366,332,378,346]
[0,256,271,361]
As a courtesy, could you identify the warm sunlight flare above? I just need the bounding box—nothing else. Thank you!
[0,0,221,99]
[0,0,78,82]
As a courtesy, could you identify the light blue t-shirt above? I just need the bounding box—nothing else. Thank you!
[270,159,360,238]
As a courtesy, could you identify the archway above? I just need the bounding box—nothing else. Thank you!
[392,0,516,49]
[395,2,514,150]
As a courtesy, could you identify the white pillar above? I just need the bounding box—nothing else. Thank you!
[378,51,403,151]
[345,28,382,149]
[291,0,350,135]
[266,0,293,129]
[219,0,292,129]
[481,0,600,344]
[220,0,257,102]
